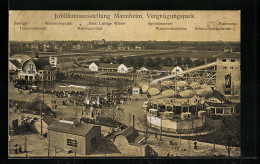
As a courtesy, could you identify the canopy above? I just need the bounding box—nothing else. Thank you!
[161,89,178,98]
[204,87,213,95]
[201,84,209,89]
[190,82,201,89]
[161,80,174,87]
[179,90,195,98]
[148,88,161,96]
[196,89,209,97]
[142,84,150,93]
[177,81,189,87]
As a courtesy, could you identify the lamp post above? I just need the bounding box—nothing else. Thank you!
[41,73,45,135]
[175,69,179,91]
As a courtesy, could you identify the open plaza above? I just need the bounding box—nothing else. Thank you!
[9,45,241,157]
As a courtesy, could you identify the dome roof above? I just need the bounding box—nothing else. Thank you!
[177,81,189,87]
[148,88,161,96]
[201,84,209,89]
[204,87,213,95]
[161,80,174,87]
[161,90,178,98]
[179,90,195,98]
[190,82,201,89]
[142,84,150,93]
[195,87,213,97]
[195,89,209,97]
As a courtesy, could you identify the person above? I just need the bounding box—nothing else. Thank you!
[194,140,197,149]
[14,144,18,153]
[19,145,22,153]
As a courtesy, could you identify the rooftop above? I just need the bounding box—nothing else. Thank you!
[47,121,97,136]
[214,52,241,58]
[9,59,22,68]
[205,90,228,102]
[206,102,236,107]
[30,59,53,70]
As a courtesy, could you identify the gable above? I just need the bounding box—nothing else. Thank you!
[118,64,127,69]
[89,62,98,68]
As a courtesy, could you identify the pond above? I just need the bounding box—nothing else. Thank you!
[31,81,117,93]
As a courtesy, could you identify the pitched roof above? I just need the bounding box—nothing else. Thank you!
[9,59,22,68]
[214,52,240,58]
[206,102,235,107]
[30,59,52,70]
[43,116,55,126]
[47,121,96,136]
[118,126,139,143]
[205,90,228,102]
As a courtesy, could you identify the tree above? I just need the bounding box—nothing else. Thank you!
[99,56,105,63]
[134,56,144,68]
[175,57,183,66]
[125,57,134,66]
[206,57,216,63]
[194,59,205,67]
[218,116,240,156]
[183,57,194,68]
[116,56,124,64]
[104,56,115,63]
[144,57,154,68]
[163,57,173,66]
[154,57,163,69]
[102,105,125,127]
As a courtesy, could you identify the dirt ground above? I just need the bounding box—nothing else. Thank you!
[9,81,240,157]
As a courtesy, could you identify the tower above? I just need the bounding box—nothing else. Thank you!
[215,48,240,96]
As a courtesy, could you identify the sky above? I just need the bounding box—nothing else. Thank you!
[9,10,240,42]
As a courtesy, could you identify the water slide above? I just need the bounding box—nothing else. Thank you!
[151,62,217,83]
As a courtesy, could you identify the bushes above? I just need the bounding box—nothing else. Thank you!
[9,99,55,116]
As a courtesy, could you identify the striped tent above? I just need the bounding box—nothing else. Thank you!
[161,89,178,98]
[204,87,213,95]
[179,90,195,98]
[195,89,209,97]
[201,84,209,89]
[161,80,174,87]
[177,81,189,87]
[190,82,201,89]
[148,88,161,96]
[142,84,150,93]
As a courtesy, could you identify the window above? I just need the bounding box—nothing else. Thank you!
[222,59,226,62]
[166,106,172,112]
[67,139,77,147]
[91,137,96,145]
[230,67,233,69]
[231,59,235,62]
[216,108,223,114]
[223,66,227,69]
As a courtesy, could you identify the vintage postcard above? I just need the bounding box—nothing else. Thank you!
[9,10,240,157]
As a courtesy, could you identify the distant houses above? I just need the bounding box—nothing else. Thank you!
[88,62,133,73]
[49,56,74,70]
